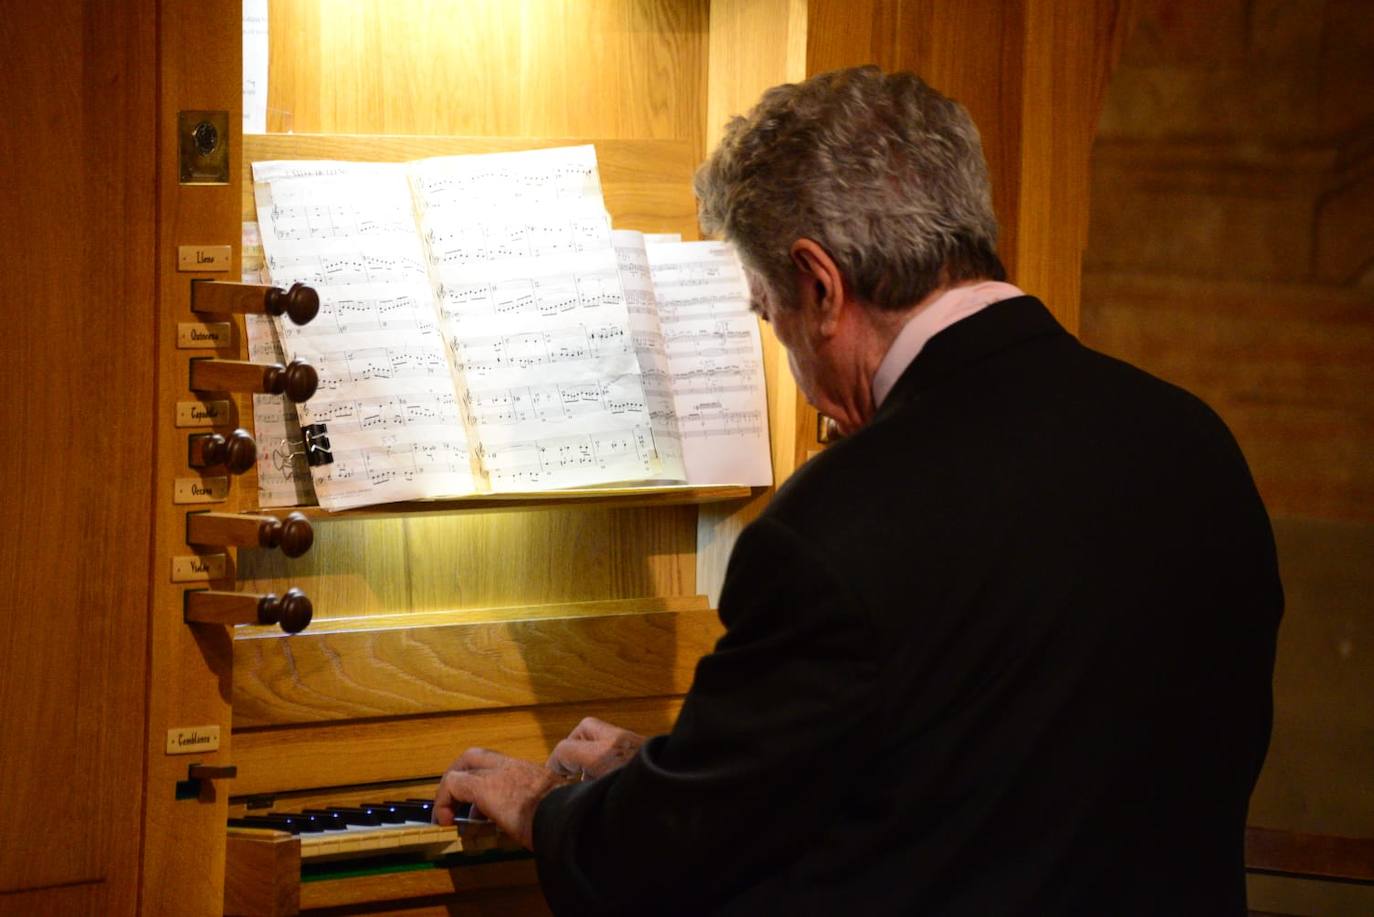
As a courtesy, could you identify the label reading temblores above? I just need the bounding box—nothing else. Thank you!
[166,725,221,755]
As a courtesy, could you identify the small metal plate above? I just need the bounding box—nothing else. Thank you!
[174,476,229,504]
[178,245,232,272]
[177,322,232,348]
[176,400,232,428]
[166,725,221,755]
[171,554,229,583]
[178,110,230,184]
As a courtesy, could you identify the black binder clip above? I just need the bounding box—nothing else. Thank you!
[302,423,334,467]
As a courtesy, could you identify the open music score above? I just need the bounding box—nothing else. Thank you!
[249,146,771,510]
[643,238,773,486]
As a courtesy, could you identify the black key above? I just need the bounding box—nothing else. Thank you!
[319,806,382,827]
[265,812,325,833]
[300,809,348,830]
[381,800,432,821]
[360,802,410,824]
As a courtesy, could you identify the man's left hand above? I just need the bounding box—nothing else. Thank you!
[433,747,570,849]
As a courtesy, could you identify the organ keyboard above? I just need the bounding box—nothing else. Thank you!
[225,789,536,915]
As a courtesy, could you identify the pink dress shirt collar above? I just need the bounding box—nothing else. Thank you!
[871,281,1026,409]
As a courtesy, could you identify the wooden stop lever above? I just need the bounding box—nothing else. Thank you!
[187,511,314,558]
[189,428,257,474]
[185,587,314,634]
[192,280,320,325]
[189,356,318,403]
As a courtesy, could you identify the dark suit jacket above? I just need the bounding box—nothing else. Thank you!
[533,296,1283,915]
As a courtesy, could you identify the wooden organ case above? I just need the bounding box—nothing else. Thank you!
[0,1,1129,915]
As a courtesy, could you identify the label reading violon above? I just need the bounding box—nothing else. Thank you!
[171,554,228,583]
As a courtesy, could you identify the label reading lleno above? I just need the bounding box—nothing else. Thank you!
[175,400,231,428]
[166,725,221,755]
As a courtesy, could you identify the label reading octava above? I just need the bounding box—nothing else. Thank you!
[177,322,232,349]
[174,476,229,504]
[171,554,228,583]
[166,725,221,755]
[175,400,231,428]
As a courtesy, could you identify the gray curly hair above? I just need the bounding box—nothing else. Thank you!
[694,66,1005,311]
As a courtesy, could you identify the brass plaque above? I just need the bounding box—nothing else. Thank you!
[178,110,230,185]
[177,322,232,348]
[171,554,229,583]
[174,476,229,504]
[166,725,221,755]
[175,400,232,428]
[177,245,232,272]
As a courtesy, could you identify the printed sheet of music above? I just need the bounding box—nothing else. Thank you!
[251,145,771,511]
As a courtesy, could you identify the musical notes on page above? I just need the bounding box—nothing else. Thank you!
[410,149,666,491]
[253,162,477,510]
[645,239,773,486]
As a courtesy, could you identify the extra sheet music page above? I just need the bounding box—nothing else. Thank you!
[409,147,669,491]
[253,161,478,511]
[644,240,773,487]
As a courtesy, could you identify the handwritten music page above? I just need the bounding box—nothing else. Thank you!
[644,240,773,486]
[253,162,479,510]
[409,148,669,491]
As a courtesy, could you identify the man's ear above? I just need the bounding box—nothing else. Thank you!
[790,239,845,336]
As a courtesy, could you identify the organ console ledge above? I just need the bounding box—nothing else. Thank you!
[186,587,313,634]
[189,355,318,403]
[192,279,321,326]
[187,510,314,557]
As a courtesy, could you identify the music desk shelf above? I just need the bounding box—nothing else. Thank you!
[262,483,756,522]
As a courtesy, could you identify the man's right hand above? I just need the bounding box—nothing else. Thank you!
[547,716,645,780]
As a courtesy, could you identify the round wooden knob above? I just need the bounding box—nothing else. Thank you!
[257,587,313,635]
[201,428,257,474]
[279,511,314,558]
[264,282,320,326]
[262,358,318,403]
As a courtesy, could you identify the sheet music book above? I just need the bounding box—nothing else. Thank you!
[252,146,771,511]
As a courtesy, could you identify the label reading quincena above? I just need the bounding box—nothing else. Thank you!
[166,725,221,755]
[175,400,231,428]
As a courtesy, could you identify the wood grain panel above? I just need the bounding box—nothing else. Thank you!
[0,0,154,908]
[1081,271,1374,520]
[299,861,545,913]
[233,604,722,727]
[232,696,687,797]
[236,505,698,620]
[241,133,700,237]
[266,0,707,142]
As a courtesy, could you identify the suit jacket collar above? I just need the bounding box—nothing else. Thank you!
[873,296,1069,422]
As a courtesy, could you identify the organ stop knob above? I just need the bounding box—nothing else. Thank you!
[189,356,318,403]
[189,428,257,474]
[186,511,314,558]
[185,587,313,634]
[192,279,320,326]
